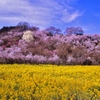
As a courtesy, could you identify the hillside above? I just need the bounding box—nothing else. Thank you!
[0,26,100,65]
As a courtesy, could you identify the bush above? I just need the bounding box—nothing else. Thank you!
[83,59,92,65]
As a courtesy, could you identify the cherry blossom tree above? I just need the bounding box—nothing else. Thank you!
[45,26,62,36]
[65,27,84,35]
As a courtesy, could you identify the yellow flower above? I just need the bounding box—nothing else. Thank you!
[0,64,100,99]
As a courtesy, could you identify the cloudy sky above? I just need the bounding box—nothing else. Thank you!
[0,0,100,34]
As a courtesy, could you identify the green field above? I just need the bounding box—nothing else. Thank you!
[0,64,100,100]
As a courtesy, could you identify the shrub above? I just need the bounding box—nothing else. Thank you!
[32,54,47,63]
[48,53,61,64]
[83,59,92,65]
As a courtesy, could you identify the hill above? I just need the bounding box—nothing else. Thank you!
[0,25,100,65]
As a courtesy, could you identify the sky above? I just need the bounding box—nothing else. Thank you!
[0,0,100,35]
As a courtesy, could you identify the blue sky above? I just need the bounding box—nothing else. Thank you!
[0,0,100,34]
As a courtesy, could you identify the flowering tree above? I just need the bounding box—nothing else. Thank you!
[45,26,62,36]
[29,26,39,31]
[65,27,84,35]
[22,30,34,42]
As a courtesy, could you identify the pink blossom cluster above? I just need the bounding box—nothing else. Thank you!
[0,25,100,65]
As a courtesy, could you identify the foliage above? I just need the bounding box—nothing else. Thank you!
[0,26,16,33]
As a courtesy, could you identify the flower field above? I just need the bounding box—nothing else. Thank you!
[0,64,100,100]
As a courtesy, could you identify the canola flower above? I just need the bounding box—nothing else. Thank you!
[0,64,100,100]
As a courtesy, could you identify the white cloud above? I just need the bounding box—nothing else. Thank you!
[0,0,56,28]
[0,0,83,29]
[61,10,83,23]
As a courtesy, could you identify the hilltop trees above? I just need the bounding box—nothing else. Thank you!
[65,27,84,35]
[45,26,62,36]
[0,26,16,33]
[17,22,30,31]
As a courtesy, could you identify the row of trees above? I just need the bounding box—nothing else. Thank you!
[0,22,84,35]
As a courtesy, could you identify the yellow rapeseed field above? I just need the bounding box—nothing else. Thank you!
[0,64,100,100]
